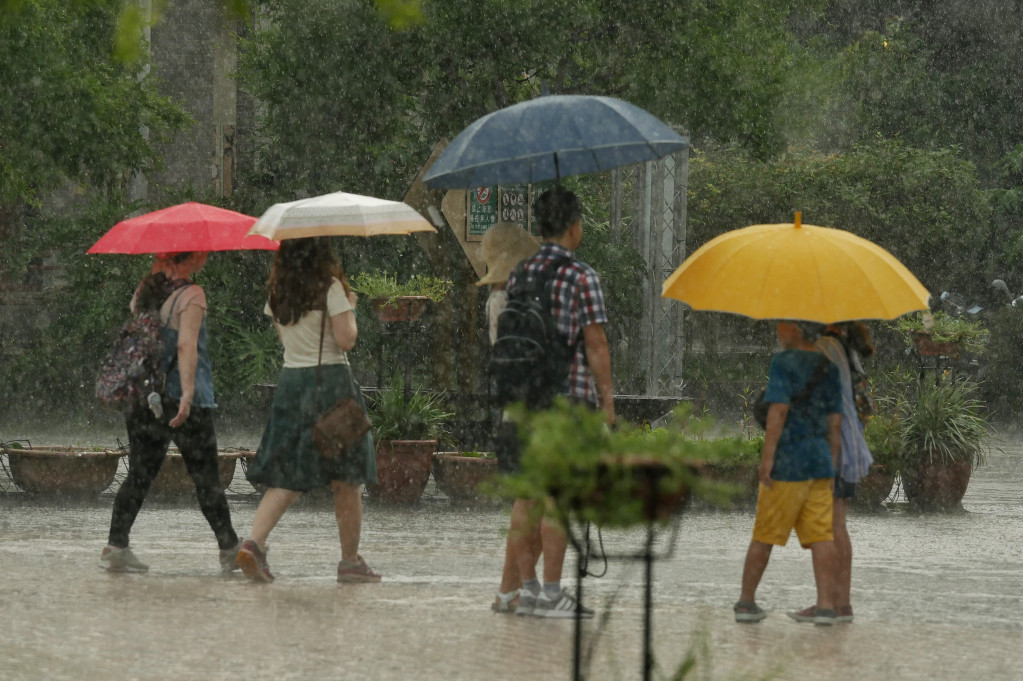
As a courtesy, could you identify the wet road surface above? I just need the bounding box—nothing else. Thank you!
[1,434,1022,680]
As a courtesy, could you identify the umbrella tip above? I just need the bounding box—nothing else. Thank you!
[794,211,802,228]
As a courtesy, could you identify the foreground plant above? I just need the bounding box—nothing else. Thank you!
[491,401,744,528]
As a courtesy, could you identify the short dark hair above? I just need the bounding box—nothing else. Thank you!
[533,187,582,238]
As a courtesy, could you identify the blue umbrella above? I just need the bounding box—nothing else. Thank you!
[422,95,689,189]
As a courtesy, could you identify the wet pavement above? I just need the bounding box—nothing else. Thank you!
[1,431,1022,680]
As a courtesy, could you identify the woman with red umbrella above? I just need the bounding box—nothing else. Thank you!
[100,251,241,573]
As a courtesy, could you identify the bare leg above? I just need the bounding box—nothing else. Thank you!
[498,505,542,595]
[249,487,302,548]
[739,540,774,603]
[810,539,837,610]
[331,481,362,562]
[540,515,567,583]
[510,499,543,582]
[832,499,852,608]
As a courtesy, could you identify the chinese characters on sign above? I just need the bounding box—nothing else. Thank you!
[467,184,545,240]
[468,187,497,240]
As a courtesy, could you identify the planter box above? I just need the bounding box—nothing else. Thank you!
[551,458,694,526]
[368,439,436,504]
[431,453,498,502]
[149,449,251,499]
[3,447,124,497]
[912,331,961,357]
[370,296,430,322]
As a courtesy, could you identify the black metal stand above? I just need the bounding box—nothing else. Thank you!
[375,319,421,393]
[559,501,685,681]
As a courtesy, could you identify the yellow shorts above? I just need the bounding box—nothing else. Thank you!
[752,479,834,548]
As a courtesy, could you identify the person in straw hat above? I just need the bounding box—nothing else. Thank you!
[475,222,544,614]
[476,221,542,343]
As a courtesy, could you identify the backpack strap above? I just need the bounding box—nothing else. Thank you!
[509,254,579,349]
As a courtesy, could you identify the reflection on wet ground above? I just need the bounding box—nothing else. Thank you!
[1,433,1022,680]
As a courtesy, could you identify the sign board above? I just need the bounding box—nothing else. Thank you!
[498,184,529,232]
[467,186,498,241]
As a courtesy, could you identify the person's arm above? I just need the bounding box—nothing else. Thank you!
[329,289,359,352]
[169,303,203,428]
[759,402,789,488]
[582,322,615,426]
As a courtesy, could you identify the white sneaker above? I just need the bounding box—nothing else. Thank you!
[100,545,149,573]
[535,589,593,619]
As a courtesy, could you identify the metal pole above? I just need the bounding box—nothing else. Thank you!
[643,522,654,681]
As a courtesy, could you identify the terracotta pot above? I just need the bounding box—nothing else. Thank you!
[149,451,242,499]
[368,439,436,504]
[852,464,897,509]
[902,458,973,511]
[431,453,498,502]
[3,447,124,497]
[370,296,430,322]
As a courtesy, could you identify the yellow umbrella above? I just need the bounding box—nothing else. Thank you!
[661,213,930,323]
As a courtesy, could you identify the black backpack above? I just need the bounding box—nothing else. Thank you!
[491,256,579,410]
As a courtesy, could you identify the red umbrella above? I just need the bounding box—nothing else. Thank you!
[87,202,279,254]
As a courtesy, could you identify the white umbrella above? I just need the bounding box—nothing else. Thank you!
[248,191,436,241]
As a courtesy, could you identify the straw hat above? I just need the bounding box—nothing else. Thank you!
[475,222,540,286]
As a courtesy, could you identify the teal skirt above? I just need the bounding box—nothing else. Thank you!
[247,364,376,491]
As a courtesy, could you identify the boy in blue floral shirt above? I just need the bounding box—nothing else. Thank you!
[734,321,842,625]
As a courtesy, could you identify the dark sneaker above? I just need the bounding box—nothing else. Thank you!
[337,555,381,583]
[237,539,274,583]
[535,589,594,619]
[787,605,837,625]
[814,608,837,626]
[492,589,520,614]
[219,540,242,574]
[100,545,149,573]
[515,588,538,617]
[837,605,854,623]
[787,605,816,623]
[734,601,767,623]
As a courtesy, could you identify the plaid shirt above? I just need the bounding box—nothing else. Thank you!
[507,243,609,404]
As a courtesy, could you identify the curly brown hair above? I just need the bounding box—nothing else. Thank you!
[267,238,344,325]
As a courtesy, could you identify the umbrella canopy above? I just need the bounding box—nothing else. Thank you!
[661,214,930,324]
[422,95,689,189]
[248,191,436,241]
[88,202,277,254]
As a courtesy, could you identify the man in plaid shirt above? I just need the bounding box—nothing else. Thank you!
[494,187,616,619]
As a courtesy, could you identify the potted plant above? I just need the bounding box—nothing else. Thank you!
[431,450,499,503]
[1,444,125,498]
[351,271,453,322]
[857,412,901,510]
[494,402,739,528]
[893,311,989,357]
[367,379,453,504]
[896,378,993,511]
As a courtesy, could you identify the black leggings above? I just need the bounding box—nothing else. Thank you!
[107,400,238,550]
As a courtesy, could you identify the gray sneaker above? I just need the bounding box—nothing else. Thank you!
[515,588,539,616]
[535,589,594,619]
[100,545,149,573]
[219,540,242,574]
